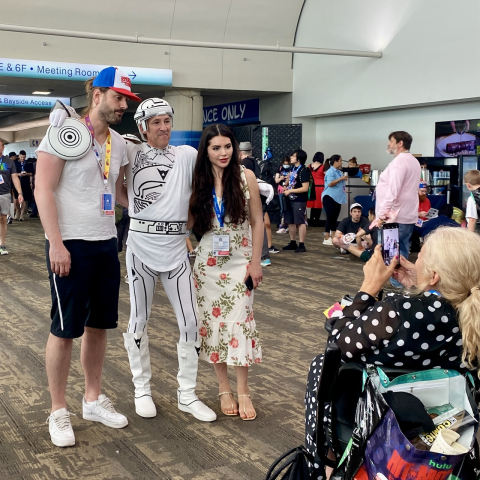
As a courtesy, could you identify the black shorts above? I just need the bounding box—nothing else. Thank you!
[284,200,307,226]
[46,238,120,338]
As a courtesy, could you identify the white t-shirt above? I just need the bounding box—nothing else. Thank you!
[466,194,478,221]
[37,128,128,241]
[125,142,196,272]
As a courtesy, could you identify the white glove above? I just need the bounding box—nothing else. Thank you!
[49,101,80,127]
[257,180,274,204]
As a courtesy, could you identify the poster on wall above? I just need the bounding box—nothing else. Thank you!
[434,119,480,157]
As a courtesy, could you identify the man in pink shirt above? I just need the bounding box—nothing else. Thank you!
[375,131,420,262]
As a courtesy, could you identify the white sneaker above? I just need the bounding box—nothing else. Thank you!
[276,228,287,234]
[82,394,128,429]
[323,238,333,245]
[47,408,76,447]
[0,246,8,255]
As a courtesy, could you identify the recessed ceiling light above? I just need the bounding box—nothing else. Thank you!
[32,91,51,95]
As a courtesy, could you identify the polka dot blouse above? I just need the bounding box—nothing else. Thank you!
[328,291,467,372]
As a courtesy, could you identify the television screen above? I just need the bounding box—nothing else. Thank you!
[434,119,480,157]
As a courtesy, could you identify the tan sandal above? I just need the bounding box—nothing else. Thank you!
[218,392,238,416]
[238,394,256,421]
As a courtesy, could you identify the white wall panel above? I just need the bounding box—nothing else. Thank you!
[294,0,480,117]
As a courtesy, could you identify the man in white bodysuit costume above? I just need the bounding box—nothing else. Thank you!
[122,98,216,421]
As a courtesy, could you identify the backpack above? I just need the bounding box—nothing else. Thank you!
[306,165,316,202]
[265,446,313,480]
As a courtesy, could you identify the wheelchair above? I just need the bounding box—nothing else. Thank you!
[308,324,480,479]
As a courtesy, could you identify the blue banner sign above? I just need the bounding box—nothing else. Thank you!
[0,58,172,86]
[203,98,259,127]
[0,95,70,109]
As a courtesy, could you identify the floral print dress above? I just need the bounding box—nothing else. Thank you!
[193,166,262,367]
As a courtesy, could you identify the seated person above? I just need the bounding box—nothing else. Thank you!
[418,181,431,220]
[420,204,459,236]
[345,157,363,178]
[411,204,460,252]
[306,227,480,479]
[349,207,378,262]
[332,203,369,252]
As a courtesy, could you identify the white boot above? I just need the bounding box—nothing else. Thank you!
[123,332,157,418]
[177,342,217,422]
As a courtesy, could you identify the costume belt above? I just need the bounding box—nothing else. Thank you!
[129,219,187,235]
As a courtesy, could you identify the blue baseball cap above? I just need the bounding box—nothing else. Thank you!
[92,67,142,102]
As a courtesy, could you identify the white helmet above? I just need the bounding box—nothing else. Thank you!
[134,98,174,141]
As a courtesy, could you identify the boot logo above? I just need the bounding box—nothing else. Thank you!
[134,338,142,349]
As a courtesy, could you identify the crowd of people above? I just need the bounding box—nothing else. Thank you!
[2,66,480,480]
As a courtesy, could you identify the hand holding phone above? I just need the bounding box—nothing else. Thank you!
[381,222,400,266]
[245,276,254,291]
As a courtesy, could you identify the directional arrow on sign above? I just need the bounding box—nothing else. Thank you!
[129,71,137,80]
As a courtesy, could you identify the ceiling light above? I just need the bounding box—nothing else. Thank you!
[32,91,51,95]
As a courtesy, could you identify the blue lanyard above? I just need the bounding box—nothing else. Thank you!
[428,289,441,297]
[212,187,225,227]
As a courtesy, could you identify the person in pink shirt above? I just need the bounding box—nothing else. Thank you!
[375,131,421,265]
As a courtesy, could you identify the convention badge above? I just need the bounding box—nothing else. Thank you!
[100,191,115,216]
[0,174,3,185]
[212,234,230,256]
[46,118,91,161]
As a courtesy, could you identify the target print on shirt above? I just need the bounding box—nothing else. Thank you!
[132,145,176,214]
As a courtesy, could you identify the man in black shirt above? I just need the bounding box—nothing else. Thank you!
[333,203,369,250]
[282,149,310,253]
[0,141,23,254]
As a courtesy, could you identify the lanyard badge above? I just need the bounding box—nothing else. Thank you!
[85,115,114,216]
[212,187,230,256]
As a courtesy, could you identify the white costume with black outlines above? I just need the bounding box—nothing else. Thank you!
[124,142,197,340]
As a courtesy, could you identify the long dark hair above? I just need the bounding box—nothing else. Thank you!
[190,124,246,235]
[323,154,341,173]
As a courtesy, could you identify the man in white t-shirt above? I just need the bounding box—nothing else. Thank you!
[35,67,141,447]
[122,98,216,422]
[464,169,480,232]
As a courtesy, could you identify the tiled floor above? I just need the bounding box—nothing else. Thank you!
[0,217,366,479]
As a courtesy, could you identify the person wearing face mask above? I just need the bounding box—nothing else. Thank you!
[375,132,420,266]
[418,181,431,221]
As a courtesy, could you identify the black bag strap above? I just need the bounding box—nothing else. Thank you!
[314,344,342,469]
[265,446,311,480]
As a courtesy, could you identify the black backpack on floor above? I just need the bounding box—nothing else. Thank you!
[265,446,313,480]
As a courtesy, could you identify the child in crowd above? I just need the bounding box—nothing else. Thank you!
[464,170,480,232]
[275,156,291,233]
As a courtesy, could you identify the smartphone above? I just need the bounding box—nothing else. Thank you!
[381,222,400,266]
[245,276,254,291]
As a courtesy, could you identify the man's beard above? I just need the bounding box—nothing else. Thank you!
[386,147,397,156]
[98,104,124,125]
[419,194,427,202]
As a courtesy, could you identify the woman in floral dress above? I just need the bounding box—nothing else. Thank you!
[190,123,264,420]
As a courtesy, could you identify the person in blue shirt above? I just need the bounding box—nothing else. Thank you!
[321,155,348,245]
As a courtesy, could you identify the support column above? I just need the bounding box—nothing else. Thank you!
[163,89,203,149]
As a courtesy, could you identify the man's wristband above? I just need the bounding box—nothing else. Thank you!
[18,192,23,195]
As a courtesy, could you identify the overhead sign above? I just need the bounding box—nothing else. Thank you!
[203,98,259,127]
[0,58,172,86]
[29,139,42,148]
[0,95,70,109]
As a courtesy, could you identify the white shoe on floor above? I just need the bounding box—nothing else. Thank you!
[177,342,217,422]
[47,408,76,447]
[82,395,128,428]
[323,238,333,245]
